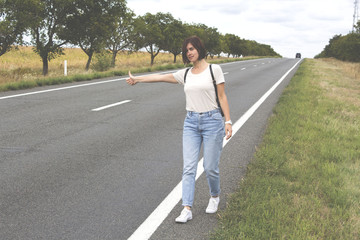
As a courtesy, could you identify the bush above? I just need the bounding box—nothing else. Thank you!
[91,51,112,72]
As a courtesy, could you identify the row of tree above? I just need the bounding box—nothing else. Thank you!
[0,0,280,76]
[315,21,360,62]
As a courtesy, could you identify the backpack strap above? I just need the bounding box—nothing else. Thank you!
[210,64,224,117]
[184,68,190,83]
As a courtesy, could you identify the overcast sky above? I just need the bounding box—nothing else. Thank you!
[127,0,356,58]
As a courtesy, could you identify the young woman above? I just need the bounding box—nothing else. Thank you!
[126,36,232,223]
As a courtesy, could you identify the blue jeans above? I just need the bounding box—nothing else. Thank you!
[182,108,225,207]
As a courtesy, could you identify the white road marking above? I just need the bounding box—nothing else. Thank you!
[0,60,271,101]
[0,78,126,100]
[127,59,302,240]
[91,100,131,111]
[0,70,178,101]
[224,72,229,75]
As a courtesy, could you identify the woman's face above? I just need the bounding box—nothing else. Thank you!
[186,43,199,63]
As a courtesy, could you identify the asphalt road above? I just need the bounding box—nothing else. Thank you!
[0,58,302,240]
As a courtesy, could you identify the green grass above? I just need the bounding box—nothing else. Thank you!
[211,59,360,240]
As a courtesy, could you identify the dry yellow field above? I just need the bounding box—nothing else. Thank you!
[321,58,360,81]
[0,46,177,85]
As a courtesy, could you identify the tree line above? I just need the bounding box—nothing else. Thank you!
[315,21,360,62]
[0,0,280,76]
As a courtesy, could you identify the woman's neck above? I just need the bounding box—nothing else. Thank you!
[192,59,208,70]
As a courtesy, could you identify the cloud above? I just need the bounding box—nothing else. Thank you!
[127,0,355,58]
[183,1,249,15]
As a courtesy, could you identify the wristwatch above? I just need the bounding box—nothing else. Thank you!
[225,120,232,125]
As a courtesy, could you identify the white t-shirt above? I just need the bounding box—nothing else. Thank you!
[173,64,225,113]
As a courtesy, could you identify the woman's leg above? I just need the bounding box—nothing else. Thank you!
[182,114,202,207]
[202,111,225,198]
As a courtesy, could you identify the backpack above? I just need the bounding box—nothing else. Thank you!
[184,64,224,116]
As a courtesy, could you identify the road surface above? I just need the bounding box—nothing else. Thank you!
[0,58,302,239]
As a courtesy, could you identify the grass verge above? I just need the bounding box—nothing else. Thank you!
[0,47,263,92]
[0,63,175,92]
[211,59,360,239]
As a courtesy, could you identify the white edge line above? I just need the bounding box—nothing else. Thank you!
[0,70,178,101]
[0,59,273,101]
[127,59,303,240]
[0,78,126,100]
[91,100,132,111]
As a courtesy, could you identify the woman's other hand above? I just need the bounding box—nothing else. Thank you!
[225,124,232,140]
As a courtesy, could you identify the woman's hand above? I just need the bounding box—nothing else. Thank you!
[126,71,138,85]
[225,124,232,140]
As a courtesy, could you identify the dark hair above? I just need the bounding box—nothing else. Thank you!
[182,36,206,64]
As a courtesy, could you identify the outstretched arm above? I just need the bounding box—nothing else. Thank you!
[126,71,178,85]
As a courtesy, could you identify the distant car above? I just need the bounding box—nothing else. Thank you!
[295,53,301,58]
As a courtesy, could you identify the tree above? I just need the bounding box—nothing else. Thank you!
[334,33,360,62]
[161,16,186,63]
[0,14,20,57]
[6,0,74,76]
[29,0,73,76]
[134,12,166,66]
[218,34,227,57]
[63,0,127,70]
[354,20,360,34]
[223,33,235,57]
[316,34,342,59]
[315,33,360,62]
[106,7,136,67]
[1,1,46,73]
[203,26,221,58]
[0,0,29,56]
[223,34,241,57]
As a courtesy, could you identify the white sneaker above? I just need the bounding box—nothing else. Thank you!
[206,197,220,214]
[175,208,192,223]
